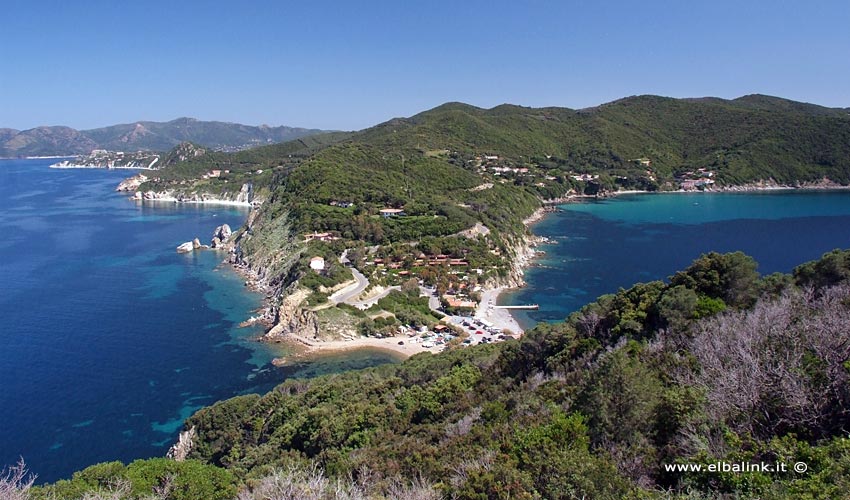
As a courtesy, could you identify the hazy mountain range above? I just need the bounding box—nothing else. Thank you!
[0,117,330,157]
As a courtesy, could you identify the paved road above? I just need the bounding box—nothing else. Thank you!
[329,266,370,304]
[421,286,446,317]
[346,284,400,308]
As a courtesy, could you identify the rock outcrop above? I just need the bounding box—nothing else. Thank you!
[135,184,259,206]
[211,224,232,248]
[176,241,195,253]
[234,183,254,204]
[116,173,148,192]
[166,426,196,462]
[261,289,320,342]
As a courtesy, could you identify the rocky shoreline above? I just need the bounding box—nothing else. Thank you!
[116,173,259,207]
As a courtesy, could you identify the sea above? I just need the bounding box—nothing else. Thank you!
[504,191,850,329]
[0,159,399,483]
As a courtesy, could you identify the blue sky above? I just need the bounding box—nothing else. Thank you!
[1,0,848,131]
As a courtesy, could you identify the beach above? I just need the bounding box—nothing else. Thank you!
[476,287,524,334]
[274,334,437,364]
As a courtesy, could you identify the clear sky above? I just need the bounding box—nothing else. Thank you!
[1,0,848,131]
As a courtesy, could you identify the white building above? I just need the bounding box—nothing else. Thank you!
[310,256,325,272]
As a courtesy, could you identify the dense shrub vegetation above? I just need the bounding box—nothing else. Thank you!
[15,250,850,498]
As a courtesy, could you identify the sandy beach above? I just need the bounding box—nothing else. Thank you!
[275,334,438,364]
[476,287,524,334]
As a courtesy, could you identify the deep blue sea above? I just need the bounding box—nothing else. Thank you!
[505,191,850,328]
[0,159,399,483]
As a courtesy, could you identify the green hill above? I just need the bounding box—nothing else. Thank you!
[153,93,850,202]
[355,94,850,185]
[134,94,850,298]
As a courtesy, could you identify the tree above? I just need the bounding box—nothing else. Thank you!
[656,285,698,332]
[670,251,759,308]
[400,278,420,297]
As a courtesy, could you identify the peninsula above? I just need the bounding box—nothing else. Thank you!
[111,94,850,362]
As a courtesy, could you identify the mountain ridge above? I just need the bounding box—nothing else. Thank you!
[0,118,332,157]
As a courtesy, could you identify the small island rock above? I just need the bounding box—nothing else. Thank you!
[176,241,194,253]
[211,224,232,248]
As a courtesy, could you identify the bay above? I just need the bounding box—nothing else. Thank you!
[505,191,850,329]
[0,159,399,483]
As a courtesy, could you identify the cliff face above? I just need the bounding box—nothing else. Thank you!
[130,182,257,205]
[484,234,539,290]
[215,208,315,343]
[261,289,319,342]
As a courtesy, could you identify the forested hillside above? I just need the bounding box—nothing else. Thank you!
[142,94,850,248]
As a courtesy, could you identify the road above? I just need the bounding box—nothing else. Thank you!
[329,266,370,304]
[421,286,446,317]
[328,249,445,316]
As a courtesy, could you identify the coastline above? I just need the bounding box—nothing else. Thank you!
[50,164,157,170]
[475,287,525,334]
[552,181,850,204]
[474,205,553,335]
[491,182,850,333]
[136,197,253,208]
[230,180,850,357]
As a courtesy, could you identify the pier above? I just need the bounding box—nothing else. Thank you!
[493,304,539,310]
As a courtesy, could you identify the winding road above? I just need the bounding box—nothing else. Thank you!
[327,250,445,316]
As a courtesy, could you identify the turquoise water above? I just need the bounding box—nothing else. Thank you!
[505,191,850,328]
[0,159,399,482]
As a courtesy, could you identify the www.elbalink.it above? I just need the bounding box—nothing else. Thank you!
[664,461,809,474]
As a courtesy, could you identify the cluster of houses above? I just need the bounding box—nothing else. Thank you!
[490,166,530,175]
[677,168,716,190]
[202,169,230,179]
[329,200,354,208]
[571,173,599,182]
[304,231,341,243]
[361,253,486,311]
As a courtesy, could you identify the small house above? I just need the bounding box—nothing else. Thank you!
[380,208,406,218]
[309,256,325,272]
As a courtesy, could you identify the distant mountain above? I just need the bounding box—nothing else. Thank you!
[0,118,330,157]
[1,126,97,157]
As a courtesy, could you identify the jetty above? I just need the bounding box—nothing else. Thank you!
[493,304,539,310]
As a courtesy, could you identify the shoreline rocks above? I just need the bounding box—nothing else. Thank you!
[211,224,232,248]
[166,426,196,462]
[116,173,148,192]
[176,241,195,253]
